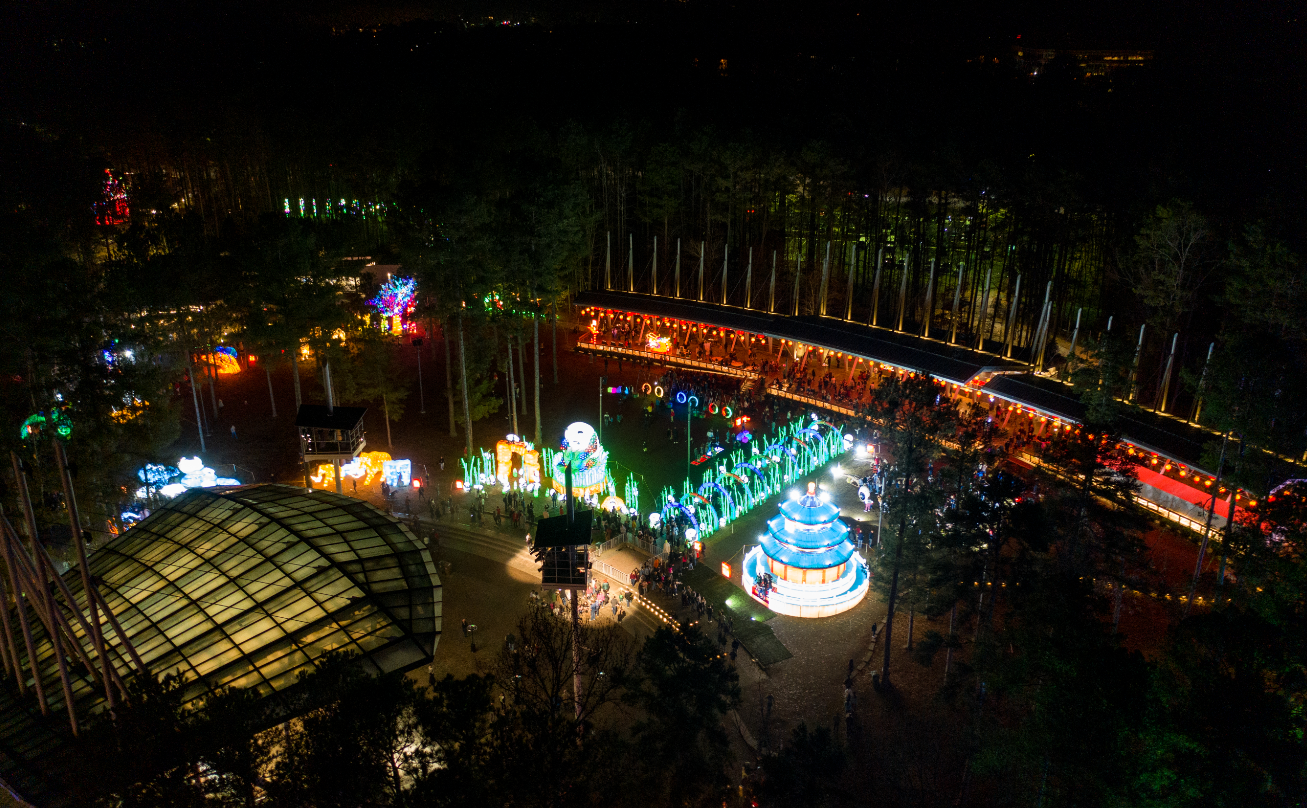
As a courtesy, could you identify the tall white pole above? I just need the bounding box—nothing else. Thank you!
[976,264,992,351]
[845,243,856,320]
[1158,332,1179,412]
[922,258,936,338]
[675,239,682,298]
[721,245,729,305]
[698,243,705,302]
[745,247,753,309]
[870,248,883,326]
[793,253,803,316]
[896,256,909,332]
[768,250,776,313]
[1066,307,1083,374]
[1128,324,1146,401]
[1003,274,1022,358]
[818,241,831,316]
[949,263,964,344]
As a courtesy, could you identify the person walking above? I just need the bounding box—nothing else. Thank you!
[230,425,237,438]
[461,618,468,638]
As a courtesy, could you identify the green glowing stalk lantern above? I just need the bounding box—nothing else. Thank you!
[20,411,72,440]
[657,415,844,542]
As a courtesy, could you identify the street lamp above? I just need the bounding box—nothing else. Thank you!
[412,337,426,414]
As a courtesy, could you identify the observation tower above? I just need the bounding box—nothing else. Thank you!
[742,482,869,618]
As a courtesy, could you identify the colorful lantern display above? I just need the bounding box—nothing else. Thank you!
[309,451,393,487]
[741,482,869,618]
[550,422,609,499]
[496,436,542,490]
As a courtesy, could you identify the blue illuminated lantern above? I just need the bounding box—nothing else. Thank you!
[741,482,868,618]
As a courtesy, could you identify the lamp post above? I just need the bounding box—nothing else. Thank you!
[686,397,694,480]
[413,337,426,414]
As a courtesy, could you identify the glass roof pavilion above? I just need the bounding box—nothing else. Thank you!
[0,484,442,804]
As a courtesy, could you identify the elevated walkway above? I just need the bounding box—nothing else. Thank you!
[578,290,1026,385]
[575,289,1231,474]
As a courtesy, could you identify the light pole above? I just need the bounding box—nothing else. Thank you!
[599,375,606,443]
[686,397,693,480]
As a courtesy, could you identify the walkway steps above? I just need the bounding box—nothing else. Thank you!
[429,521,541,576]
[428,518,668,640]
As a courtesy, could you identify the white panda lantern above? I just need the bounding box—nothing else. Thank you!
[554,421,608,494]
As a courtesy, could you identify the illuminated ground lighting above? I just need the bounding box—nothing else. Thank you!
[742,483,869,618]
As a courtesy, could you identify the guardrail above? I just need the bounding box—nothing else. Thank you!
[764,386,863,418]
[1014,451,1217,535]
[592,558,625,581]
[576,342,762,379]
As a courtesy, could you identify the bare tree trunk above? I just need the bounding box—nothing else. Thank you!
[506,334,519,435]
[944,601,957,683]
[444,320,457,437]
[534,315,542,445]
[880,506,908,686]
[206,342,220,418]
[383,394,393,449]
[292,354,303,411]
[552,305,559,385]
[265,367,277,418]
[1112,557,1125,633]
[457,312,474,460]
[517,336,528,421]
[187,352,207,453]
[905,604,916,650]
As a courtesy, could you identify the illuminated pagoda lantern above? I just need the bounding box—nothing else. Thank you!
[550,422,608,500]
[742,482,869,618]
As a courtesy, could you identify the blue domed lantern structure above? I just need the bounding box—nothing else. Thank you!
[742,482,869,617]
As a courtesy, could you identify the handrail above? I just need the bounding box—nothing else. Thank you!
[1014,451,1219,534]
[576,342,762,379]
[765,386,862,418]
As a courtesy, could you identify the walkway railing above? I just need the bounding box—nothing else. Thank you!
[764,385,863,418]
[1014,451,1216,534]
[576,342,762,379]
[594,533,670,561]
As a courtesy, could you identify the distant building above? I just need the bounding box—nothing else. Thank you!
[1013,47,1154,78]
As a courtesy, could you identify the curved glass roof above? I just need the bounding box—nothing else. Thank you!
[0,483,441,804]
